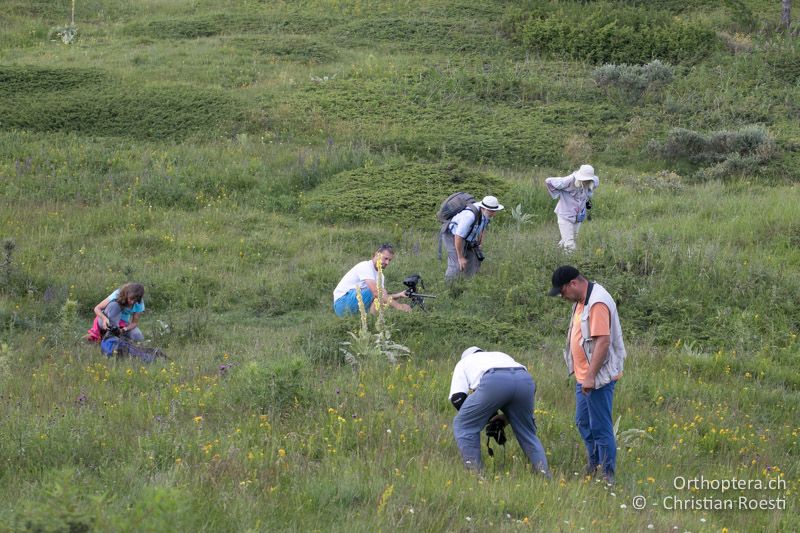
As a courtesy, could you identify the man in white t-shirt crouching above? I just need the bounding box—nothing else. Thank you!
[449,346,551,477]
[333,244,412,317]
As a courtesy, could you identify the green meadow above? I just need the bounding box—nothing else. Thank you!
[1,0,798,531]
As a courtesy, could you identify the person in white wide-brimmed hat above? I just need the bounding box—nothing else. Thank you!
[442,195,504,281]
[544,164,599,251]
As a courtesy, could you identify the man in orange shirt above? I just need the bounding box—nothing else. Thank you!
[549,265,627,485]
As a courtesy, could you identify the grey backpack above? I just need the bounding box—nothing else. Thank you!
[436,192,481,259]
[437,192,476,223]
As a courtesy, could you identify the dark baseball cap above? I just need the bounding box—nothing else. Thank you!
[548,265,580,296]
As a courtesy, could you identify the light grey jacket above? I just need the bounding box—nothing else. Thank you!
[545,174,598,221]
[563,282,626,388]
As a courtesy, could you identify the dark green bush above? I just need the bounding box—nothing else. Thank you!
[0,65,108,96]
[300,162,509,227]
[279,78,575,167]
[513,4,716,64]
[124,14,247,39]
[124,12,345,40]
[334,17,505,54]
[652,126,777,178]
[0,85,240,140]
[6,0,70,18]
[228,35,338,63]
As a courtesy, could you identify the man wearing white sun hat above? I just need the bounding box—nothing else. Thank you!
[545,164,599,251]
[442,195,504,281]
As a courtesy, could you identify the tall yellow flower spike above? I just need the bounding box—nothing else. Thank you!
[355,286,368,332]
[375,257,384,313]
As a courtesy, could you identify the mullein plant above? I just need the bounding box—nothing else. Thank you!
[374,259,410,363]
[340,260,410,366]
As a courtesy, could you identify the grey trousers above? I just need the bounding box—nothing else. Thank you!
[443,231,481,281]
[104,301,144,341]
[452,368,550,476]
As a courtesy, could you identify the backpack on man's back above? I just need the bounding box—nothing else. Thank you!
[436,192,482,259]
[437,192,477,224]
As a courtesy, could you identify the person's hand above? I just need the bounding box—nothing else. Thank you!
[581,375,596,394]
[489,413,508,425]
[458,256,467,271]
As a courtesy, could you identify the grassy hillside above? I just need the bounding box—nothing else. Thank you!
[0,0,798,531]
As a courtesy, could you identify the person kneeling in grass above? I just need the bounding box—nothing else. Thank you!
[332,244,411,317]
[85,282,146,342]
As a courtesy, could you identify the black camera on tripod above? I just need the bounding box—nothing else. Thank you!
[402,274,436,311]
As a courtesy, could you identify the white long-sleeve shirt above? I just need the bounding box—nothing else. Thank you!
[545,174,598,221]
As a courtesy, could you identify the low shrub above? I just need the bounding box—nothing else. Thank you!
[124,14,245,39]
[334,17,505,54]
[124,12,344,40]
[592,60,674,102]
[650,125,777,179]
[617,170,684,193]
[276,73,594,167]
[563,134,593,166]
[300,161,509,227]
[511,4,716,64]
[0,85,240,140]
[0,66,107,96]
[227,35,338,63]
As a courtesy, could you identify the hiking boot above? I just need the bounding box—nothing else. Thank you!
[602,471,615,486]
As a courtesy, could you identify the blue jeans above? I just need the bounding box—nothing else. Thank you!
[333,288,374,317]
[452,368,550,476]
[575,381,617,476]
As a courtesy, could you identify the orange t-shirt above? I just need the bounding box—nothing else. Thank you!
[570,302,610,384]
